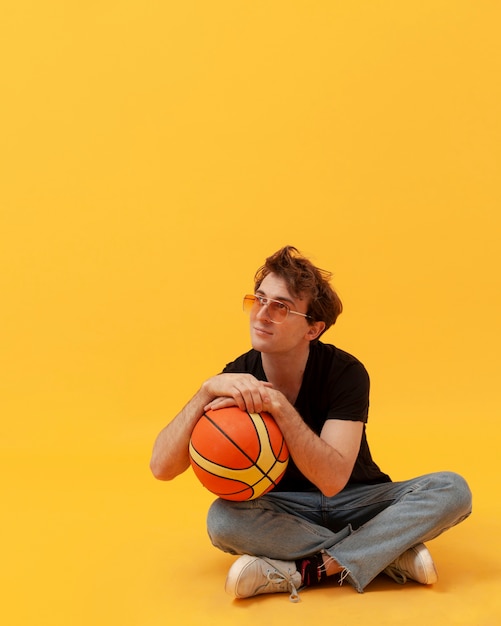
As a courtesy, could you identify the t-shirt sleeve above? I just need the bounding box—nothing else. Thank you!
[222,356,247,374]
[326,361,370,423]
[222,362,235,374]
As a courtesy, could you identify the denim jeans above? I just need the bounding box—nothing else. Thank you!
[207,471,472,592]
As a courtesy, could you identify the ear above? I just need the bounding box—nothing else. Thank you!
[305,321,326,342]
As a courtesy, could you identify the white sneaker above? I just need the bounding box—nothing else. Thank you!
[384,543,438,585]
[225,555,302,602]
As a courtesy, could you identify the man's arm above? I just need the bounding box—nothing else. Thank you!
[150,373,273,481]
[262,389,363,497]
[150,387,212,481]
[205,386,364,497]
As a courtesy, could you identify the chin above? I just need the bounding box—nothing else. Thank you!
[250,335,271,352]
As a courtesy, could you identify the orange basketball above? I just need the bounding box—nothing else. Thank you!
[189,407,289,501]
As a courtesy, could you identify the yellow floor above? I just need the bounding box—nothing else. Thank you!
[3,427,499,626]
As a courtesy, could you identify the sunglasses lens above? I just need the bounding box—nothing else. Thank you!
[243,295,256,314]
[242,295,289,323]
[268,301,288,322]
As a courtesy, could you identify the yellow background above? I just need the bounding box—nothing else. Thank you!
[1,1,500,624]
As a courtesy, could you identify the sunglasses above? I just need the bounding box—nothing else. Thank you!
[243,294,311,324]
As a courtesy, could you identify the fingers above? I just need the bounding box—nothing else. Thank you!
[236,378,271,414]
[205,394,268,414]
[226,381,268,413]
[204,397,237,412]
[205,374,271,414]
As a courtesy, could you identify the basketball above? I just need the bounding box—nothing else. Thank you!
[189,407,289,501]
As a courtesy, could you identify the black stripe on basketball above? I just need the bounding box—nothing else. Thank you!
[204,410,270,477]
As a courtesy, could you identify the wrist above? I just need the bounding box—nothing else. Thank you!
[198,381,215,408]
[266,390,291,420]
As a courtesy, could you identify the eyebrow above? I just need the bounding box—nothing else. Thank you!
[255,288,296,306]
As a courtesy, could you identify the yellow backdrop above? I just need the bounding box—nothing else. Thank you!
[1,1,500,625]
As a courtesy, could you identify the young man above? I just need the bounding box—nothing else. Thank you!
[150,246,472,602]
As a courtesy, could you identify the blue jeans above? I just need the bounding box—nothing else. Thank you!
[207,471,472,592]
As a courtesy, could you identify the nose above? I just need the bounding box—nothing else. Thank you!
[255,301,272,323]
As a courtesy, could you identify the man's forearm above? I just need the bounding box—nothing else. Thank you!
[150,387,212,480]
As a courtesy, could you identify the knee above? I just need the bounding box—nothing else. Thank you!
[436,471,472,517]
[206,499,241,553]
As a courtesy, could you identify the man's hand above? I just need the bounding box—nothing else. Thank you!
[202,373,274,414]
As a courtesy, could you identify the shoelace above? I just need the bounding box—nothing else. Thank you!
[264,562,300,603]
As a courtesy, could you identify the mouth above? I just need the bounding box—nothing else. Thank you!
[253,326,273,336]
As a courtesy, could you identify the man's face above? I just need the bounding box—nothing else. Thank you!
[249,273,314,356]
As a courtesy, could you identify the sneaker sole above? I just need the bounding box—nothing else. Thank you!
[412,544,438,584]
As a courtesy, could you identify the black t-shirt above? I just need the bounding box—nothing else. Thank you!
[222,341,391,491]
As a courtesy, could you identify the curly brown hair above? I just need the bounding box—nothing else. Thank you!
[254,246,343,336]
